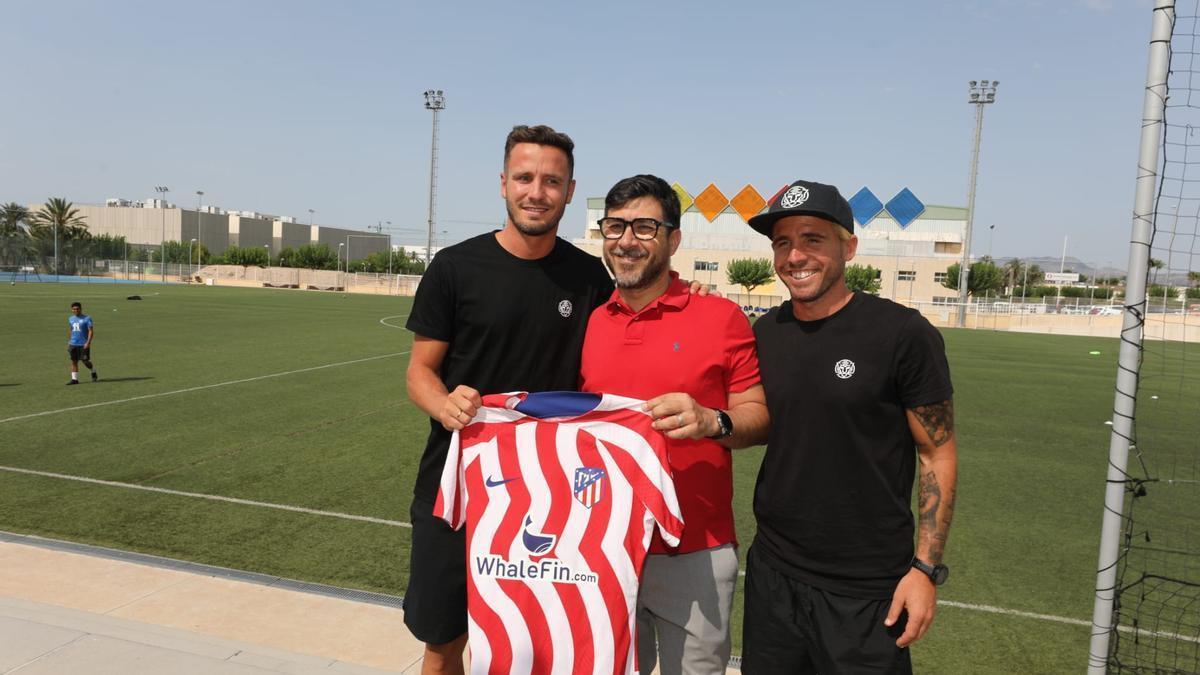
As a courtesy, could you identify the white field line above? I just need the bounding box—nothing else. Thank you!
[378,313,410,329]
[0,351,410,425]
[0,465,411,528]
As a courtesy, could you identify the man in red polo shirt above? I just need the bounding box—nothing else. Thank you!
[580,174,769,675]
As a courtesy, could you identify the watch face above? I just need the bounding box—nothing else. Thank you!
[932,565,950,585]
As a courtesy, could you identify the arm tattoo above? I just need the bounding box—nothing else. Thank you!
[918,471,956,564]
[911,400,955,447]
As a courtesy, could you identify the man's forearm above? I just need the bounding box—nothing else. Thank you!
[916,451,957,564]
[406,364,450,420]
[909,400,958,565]
[722,401,769,449]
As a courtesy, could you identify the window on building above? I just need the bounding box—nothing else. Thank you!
[693,261,719,271]
[934,272,948,284]
[935,242,962,254]
[932,296,956,305]
[897,270,917,281]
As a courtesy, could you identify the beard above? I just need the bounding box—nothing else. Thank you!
[506,202,560,237]
[605,245,669,290]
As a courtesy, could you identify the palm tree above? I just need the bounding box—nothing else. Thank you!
[1,202,28,235]
[0,203,34,266]
[1148,258,1165,286]
[30,198,87,275]
[1002,258,1023,295]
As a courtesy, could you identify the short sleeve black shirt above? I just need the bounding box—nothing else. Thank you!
[751,292,953,598]
[406,232,614,503]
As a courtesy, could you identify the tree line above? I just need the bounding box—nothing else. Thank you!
[0,198,426,275]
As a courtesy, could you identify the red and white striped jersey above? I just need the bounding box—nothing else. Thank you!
[436,391,684,675]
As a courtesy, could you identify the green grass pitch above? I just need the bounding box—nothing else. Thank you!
[1,282,1187,673]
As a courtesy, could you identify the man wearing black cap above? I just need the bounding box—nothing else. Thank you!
[741,180,958,673]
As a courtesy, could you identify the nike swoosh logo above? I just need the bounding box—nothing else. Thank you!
[485,476,519,488]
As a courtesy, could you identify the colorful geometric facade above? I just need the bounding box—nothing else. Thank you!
[660,182,928,228]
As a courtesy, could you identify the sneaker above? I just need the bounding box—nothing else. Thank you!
[91,372,98,382]
[66,380,79,385]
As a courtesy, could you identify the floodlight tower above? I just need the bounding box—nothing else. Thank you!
[956,79,998,327]
[155,186,170,281]
[424,89,446,268]
[196,190,204,267]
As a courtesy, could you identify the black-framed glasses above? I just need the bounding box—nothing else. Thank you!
[597,217,675,240]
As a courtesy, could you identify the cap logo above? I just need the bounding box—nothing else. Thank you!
[779,185,810,209]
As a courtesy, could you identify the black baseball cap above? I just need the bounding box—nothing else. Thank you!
[747,179,854,238]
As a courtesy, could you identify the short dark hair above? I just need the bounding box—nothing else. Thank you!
[70,302,81,309]
[504,125,575,177]
[604,174,681,229]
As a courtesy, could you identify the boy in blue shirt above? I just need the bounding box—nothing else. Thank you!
[67,301,97,385]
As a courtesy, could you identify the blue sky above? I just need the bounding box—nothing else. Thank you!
[2,0,1153,267]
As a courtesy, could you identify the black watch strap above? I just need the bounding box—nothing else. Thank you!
[911,557,949,585]
[708,409,733,439]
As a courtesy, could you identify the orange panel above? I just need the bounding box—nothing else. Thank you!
[730,185,767,223]
[693,183,730,222]
[672,182,694,215]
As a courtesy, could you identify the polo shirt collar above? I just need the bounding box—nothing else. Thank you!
[604,271,691,316]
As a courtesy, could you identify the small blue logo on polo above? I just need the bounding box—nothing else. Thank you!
[673,342,680,351]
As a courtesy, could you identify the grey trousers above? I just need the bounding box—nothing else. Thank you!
[636,544,739,675]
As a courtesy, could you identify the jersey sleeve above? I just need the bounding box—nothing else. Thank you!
[434,428,467,530]
[894,312,954,408]
[405,253,456,341]
[722,306,760,394]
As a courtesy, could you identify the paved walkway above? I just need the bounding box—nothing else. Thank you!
[0,536,424,674]
[0,534,741,674]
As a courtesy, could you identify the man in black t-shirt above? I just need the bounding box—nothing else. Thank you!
[740,180,958,674]
[404,124,613,673]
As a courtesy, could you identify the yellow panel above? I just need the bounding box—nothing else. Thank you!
[693,184,730,222]
[672,182,694,215]
[730,185,767,223]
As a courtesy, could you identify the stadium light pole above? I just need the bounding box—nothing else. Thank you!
[189,239,196,277]
[155,186,169,281]
[956,80,998,327]
[195,190,204,269]
[424,89,445,268]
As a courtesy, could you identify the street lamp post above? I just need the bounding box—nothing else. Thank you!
[155,186,169,281]
[956,80,998,327]
[264,244,270,268]
[424,89,446,268]
[988,224,995,259]
[196,190,204,271]
[337,242,344,273]
[189,239,196,278]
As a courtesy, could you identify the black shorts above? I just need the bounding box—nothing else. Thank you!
[403,496,467,645]
[67,345,91,362]
[742,544,912,674]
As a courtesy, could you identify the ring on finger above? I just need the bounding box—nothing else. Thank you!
[677,413,685,427]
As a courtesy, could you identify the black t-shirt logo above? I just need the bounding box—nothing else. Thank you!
[558,300,573,318]
[834,358,856,379]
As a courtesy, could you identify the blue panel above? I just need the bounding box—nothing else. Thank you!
[848,187,884,227]
[514,391,601,418]
[885,188,926,229]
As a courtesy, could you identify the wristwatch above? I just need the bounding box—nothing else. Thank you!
[911,557,950,585]
[708,409,733,439]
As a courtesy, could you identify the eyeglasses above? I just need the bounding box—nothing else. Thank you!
[597,217,675,240]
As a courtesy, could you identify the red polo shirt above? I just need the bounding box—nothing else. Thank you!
[580,273,761,554]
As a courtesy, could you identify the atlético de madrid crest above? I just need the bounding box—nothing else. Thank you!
[573,467,606,508]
